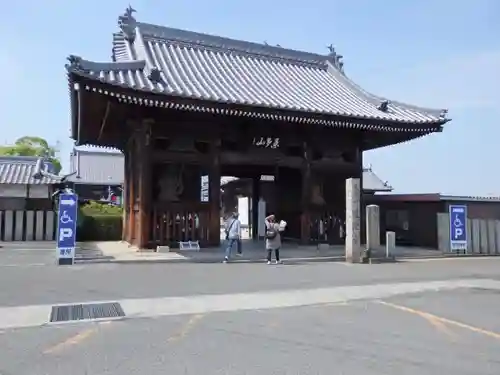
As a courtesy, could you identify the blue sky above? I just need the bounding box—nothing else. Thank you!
[1,1,498,195]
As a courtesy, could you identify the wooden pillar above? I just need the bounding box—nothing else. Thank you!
[122,146,129,242]
[251,176,260,240]
[136,120,153,249]
[208,143,221,246]
[127,139,136,244]
[300,143,312,244]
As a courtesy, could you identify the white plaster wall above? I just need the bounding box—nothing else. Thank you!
[28,185,49,198]
[0,184,27,198]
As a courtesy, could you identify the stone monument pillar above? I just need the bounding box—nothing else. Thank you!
[345,178,361,263]
[366,204,380,256]
[386,231,396,258]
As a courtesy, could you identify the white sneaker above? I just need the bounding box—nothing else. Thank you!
[267,261,271,265]
[275,260,283,264]
[223,257,229,263]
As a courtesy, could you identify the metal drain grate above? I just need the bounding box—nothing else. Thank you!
[50,302,125,323]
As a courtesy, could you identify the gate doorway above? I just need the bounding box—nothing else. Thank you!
[220,165,278,241]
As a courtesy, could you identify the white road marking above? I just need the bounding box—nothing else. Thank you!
[336,262,356,266]
[0,278,499,331]
[119,279,500,319]
[0,248,55,252]
[0,263,49,268]
[0,305,51,330]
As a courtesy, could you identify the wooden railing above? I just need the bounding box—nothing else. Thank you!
[277,208,345,244]
[150,204,211,247]
[310,210,345,245]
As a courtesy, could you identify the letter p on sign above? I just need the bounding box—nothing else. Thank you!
[60,228,73,240]
[454,228,463,239]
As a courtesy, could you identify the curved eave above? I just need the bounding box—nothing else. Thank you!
[67,66,447,135]
[362,127,449,151]
[326,61,447,122]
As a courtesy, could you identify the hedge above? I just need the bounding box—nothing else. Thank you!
[76,201,123,241]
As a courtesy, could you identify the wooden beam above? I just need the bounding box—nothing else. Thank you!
[208,143,221,246]
[220,152,303,168]
[97,101,111,141]
[152,150,211,165]
[310,158,358,172]
[128,141,136,244]
[251,177,260,241]
[122,147,129,242]
[300,142,312,244]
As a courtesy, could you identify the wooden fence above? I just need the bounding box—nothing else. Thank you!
[437,213,500,255]
[0,210,56,241]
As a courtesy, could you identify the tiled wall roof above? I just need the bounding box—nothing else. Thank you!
[0,156,58,185]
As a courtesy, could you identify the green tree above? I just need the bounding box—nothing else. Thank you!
[0,136,62,173]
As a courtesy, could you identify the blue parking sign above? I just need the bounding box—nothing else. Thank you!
[449,205,467,252]
[56,193,78,265]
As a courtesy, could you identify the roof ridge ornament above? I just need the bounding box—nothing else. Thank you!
[377,100,390,112]
[439,109,448,120]
[66,55,86,72]
[118,5,137,42]
[327,44,344,72]
[148,67,163,84]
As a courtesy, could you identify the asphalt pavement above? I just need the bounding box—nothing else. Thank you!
[1,244,500,374]
[1,288,499,374]
[0,255,500,307]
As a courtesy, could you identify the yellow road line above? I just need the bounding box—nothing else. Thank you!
[43,321,112,354]
[377,300,500,341]
[167,314,205,343]
[423,313,459,342]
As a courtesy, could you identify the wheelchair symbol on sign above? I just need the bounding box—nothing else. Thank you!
[60,211,73,224]
[453,215,463,227]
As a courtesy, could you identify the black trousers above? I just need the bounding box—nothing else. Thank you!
[267,248,280,262]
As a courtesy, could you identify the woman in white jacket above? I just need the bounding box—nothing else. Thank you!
[264,214,285,264]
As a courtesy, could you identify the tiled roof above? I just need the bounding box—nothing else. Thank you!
[74,145,123,153]
[68,148,124,185]
[221,176,240,186]
[440,195,500,202]
[362,167,393,192]
[374,194,500,203]
[66,8,448,127]
[0,156,59,185]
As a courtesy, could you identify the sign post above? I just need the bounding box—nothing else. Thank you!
[56,193,78,265]
[449,205,467,254]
